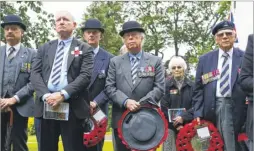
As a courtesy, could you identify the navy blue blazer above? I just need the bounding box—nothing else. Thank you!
[87,47,114,115]
[192,48,247,131]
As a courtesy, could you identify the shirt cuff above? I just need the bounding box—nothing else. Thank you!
[123,98,129,108]
[13,95,20,103]
[42,93,51,102]
[61,90,70,100]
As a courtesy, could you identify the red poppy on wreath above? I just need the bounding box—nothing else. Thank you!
[176,119,224,151]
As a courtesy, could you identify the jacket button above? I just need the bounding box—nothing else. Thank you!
[211,108,214,110]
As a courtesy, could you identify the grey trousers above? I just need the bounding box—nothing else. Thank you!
[216,97,236,151]
[162,129,176,151]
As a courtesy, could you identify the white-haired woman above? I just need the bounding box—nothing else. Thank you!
[161,56,194,151]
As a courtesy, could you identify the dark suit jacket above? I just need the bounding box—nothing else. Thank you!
[239,34,253,101]
[105,52,165,128]
[192,48,247,132]
[87,47,114,115]
[0,45,36,117]
[31,38,93,119]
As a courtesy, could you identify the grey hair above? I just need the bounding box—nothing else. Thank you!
[121,31,146,48]
[168,56,187,73]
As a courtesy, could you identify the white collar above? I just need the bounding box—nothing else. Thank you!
[219,47,233,58]
[93,45,100,56]
[6,43,21,52]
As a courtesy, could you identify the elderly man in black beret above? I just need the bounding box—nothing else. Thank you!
[105,21,165,151]
[81,18,114,151]
[0,14,36,151]
[192,20,247,151]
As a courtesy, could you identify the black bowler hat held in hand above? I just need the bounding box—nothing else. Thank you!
[119,21,145,37]
[81,18,104,33]
[1,14,26,31]
[118,104,168,151]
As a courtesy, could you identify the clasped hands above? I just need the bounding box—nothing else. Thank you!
[0,97,17,110]
[45,92,64,108]
[125,99,141,112]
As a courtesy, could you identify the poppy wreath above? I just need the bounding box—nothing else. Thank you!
[83,117,108,147]
[118,104,168,151]
[176,119,224,151]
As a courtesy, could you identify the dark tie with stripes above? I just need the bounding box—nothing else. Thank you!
[220,52,230,97]
[51,41,65,85]
[8,47,15,60]
[131,57,139,85]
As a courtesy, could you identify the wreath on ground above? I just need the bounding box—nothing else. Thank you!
[176,120,224,151]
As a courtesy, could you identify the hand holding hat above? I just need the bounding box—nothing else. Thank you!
[125,99,140,112]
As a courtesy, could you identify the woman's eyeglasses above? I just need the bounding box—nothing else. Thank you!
[172,66,182,70]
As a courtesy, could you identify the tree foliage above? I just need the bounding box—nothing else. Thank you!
[82,1,230,64]
[0,1,54,48]
[77,2,125,55]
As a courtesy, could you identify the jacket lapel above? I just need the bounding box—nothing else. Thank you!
[231,48,240,87]
[15,45,28,83]
[122,53,133,88]
[132,52,149,90]
[211,50,219,92]
[67,39,79,70]
[0,46,6,97]
[89,48,105,88]
[48,40,58,70]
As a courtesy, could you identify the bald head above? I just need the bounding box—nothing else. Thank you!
[54,10,76,40]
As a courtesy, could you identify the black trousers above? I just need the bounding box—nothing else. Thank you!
[1,107,28,151]
[39,109,87,151]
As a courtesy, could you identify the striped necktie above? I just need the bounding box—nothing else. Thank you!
[51,41,65,85]
[8,47,16,60]
[131,57,139,85]
[220,52,230,97]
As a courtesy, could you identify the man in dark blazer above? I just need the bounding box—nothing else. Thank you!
[239,34,253,150]
[31,11,93,151]
[81,18,114,151]
[192,20,247,151]
[0,14,36,151]
[105,21,165,151]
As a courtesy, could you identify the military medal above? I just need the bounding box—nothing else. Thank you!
[71,46,82,57]
[202,69,220,84]
[170,89,178,94]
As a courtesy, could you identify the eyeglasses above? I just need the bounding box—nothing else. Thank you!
[216,32,233,37]
[172,66,182,70]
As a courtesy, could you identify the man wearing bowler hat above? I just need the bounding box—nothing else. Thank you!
[192,20,247,151]
[0,14,36,151]
[81,18,114,151]
[105,21,165,151]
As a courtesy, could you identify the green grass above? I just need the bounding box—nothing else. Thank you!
[27,135,162,151]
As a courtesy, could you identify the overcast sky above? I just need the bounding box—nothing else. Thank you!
[42,1,253,62]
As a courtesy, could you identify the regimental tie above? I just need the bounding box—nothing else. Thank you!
[131,57,139,85]
[220,52,230,97]
[51,41,65,85]
[8,47,16,60]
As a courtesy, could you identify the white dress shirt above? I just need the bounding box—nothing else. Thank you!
[6,43,21,57]
[216,48,233,97]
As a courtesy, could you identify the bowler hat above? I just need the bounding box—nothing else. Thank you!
[118,105,168,150]
[119,21,145,37]
[212,20,235,35]
[1,15,26,31]
[81,19,104,33]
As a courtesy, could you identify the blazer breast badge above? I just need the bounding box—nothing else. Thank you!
[71,46,83,57]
